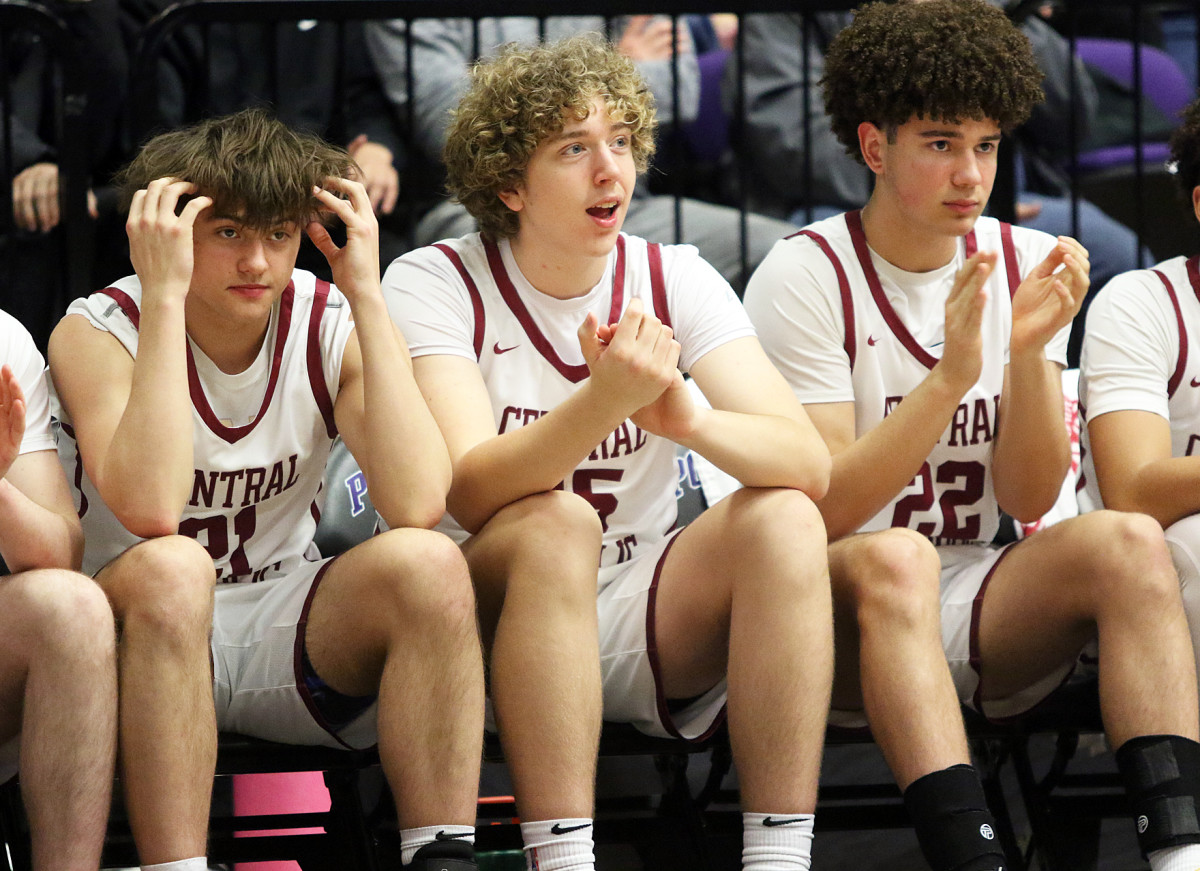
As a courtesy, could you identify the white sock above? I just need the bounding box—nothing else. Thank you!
[742,812,814,871]
[1149,844,1200,871]
[520,817,596,871]
[142,859,208,871]
[400,824,475,865]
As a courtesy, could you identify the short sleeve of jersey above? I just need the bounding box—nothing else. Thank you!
[660,244,756,371]
[742,235,852,404]
[1080,270,1177,421]
[0,311,54,454]
[65,282,141,361]
[382,246,478,361]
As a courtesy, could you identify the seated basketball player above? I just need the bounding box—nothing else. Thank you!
[744,2,1200,868]
[48,108,485,871]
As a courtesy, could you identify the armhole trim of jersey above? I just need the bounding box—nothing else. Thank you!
[999,222,1020,300]
[647,241,671,329]
[1159,266,1189,399]
[433,242,486,361]
[796,227,856,370]
[307,280,337,439]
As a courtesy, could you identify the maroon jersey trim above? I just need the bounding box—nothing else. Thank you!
[97,284,296,443]
[999,221,1020,299]
[293,560,354,750]
[187,283,295,445]
[1156,266,1190,399]
[432,243,486,360]
[483,236,628,384]
[795,226,857,370]
[57,420,89,518]
[645,528,728,742]
[963,224,1018,299]
[845,210,938,370]
[647,242,671,329]
[306,280,337,439]
[968,541,1076,723]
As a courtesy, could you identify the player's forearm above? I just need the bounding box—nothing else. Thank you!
[99,298,195,534]
[820,371,966,541]
[992,353,1070,523]
[446,382,633,534]
[353,300,452,529]
[1104,458,1200,530]
[677,407,831,498]
[0,478,83,571]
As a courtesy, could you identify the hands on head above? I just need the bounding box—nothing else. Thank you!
[125,177,212,298]
[307,175,381,300]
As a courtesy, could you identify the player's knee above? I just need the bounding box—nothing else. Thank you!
[109,535,216,640]
[842,529,941,631]
[5,570,115,660]
[491,491,601,599]
[1076,511,1179,608]
[721,486,825,548]
[365,528,476,632]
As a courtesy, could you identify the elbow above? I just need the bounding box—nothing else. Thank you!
[807,453,832,501]
[378,490,447,532]
[110,502,181,540]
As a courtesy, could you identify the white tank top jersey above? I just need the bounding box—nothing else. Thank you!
[1079,255,1200,510]
[52,271,355,580]
[383,232,755,577]
[746,210,1065,546]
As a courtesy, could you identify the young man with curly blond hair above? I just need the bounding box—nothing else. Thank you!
[48,107,485,871]
[745,2,1200,868]
[383,35,834,871]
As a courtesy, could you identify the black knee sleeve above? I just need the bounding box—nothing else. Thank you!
[1116,734,1200,855]
[903,763,1006,871]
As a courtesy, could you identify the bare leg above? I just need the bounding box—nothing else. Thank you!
[828,529,969,789]
[654,488,832,811]
[979,511,1198,746]
[97,536,218,863]
[0,570,116,871]
[304,528,484,827]
[462,492,603,821]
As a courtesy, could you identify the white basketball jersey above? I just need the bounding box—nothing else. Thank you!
[792,211,1041,544]
[53,272,354,580]
[1079,255,1200,509]
[387,232,754,574]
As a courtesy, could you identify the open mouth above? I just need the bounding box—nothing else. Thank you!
[587,203,619,219]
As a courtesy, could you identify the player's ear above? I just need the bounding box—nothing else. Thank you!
[1191,185,1200,225]
[859,122,886,175]
[497,186,524,214]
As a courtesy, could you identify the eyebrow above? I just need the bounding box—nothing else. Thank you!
[919,129,1002,143]
[551,121,632,143]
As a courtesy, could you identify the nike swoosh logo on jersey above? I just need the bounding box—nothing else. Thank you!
[867,335,878,346]
[762,817,807,827]
[550,822,593,835]
[1192,376,1200,388]
[434,830,473,841]
[493,342,520,355]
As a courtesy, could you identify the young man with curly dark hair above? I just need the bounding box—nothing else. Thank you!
[383,35,835,871]
[745,2,1200,869]
[48,107,486,871]
[1081,90,1200,749]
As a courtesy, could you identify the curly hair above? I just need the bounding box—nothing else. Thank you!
[822,0,1044,163]
[443,33,657,240]
[1170,96,1200,202]
[115,107,356,230]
